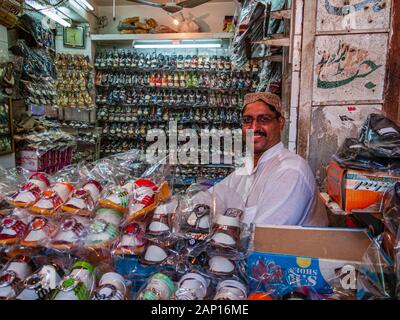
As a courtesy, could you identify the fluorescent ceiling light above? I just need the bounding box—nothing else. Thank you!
[133,40,223,49]
[134,43,222,49]
[80,0,94,11]
[26,0,71,27]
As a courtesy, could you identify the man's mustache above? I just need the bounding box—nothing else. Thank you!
[254,131,267,137]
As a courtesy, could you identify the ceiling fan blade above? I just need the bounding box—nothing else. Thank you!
[126,0,163,8]
[177,0,210,8]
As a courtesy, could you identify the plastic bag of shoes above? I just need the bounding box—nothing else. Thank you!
[137,272,176,300]
[20,216,58,248]
[8,173,51,208]
[83,216,120,249]
[29,182,74,216]
[0,208,31,245]
[174,272,210,300]
[210,208,243,249]
[112,221,147,255]
[50,261,96,300]
[99,180,135,214]
[124,179,171,224]
[0,255,34,300]
[49,216,90,250]
[92,272,126,300]
[213,279,247,300]
[17,262,66,300]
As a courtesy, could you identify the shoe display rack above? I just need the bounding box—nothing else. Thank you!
[0,97,14,155]
[94,50,259,167]
[54,53,100,164]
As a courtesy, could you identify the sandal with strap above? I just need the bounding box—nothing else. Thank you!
[124,180,171,224]
[98,180,133,214]
[61,180,103,216]
[29,182,74,216]
[83,218,120,249]
[0,256,34,300]
[210,208,243,248]
[0,209,30,245]
[112,221,147,255]
[20,216,58,247]
[147,198,178,236]
[50,216,89,250]
[51,261,95,300]
[17,263,65,300]
[10,173,50,208]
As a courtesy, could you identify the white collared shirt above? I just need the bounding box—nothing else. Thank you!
[211,142,327,226]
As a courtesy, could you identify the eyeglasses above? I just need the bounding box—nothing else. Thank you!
[242,115,279,125]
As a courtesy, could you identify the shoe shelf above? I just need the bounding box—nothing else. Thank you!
[96,103,240,109]
[94,48,256,168]
[95,66,258,75]
[95,84,255,93]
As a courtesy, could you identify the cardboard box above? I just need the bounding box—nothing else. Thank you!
[327,160,400,212]
[247,225,391,295]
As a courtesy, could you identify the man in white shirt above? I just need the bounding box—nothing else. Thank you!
[211,92,328,226]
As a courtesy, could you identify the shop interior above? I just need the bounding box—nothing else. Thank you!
[0,0,399,300]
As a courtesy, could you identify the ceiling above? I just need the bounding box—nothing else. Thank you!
[93,0,232,6]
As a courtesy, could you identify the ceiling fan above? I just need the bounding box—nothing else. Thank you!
[126,0,211,13]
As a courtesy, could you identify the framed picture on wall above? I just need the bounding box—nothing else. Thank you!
[63,26,85,48]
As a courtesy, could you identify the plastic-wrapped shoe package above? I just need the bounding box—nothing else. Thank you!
[124,179,171,224]
[8,173,51,208]
[29,182,74,216]
[92,272,126,300]
[0,255,34,300]
[51,260,96,300]
[16,262,66,300]
[112,221,147,255]
[83,208,122,249]
[20,216,59,248]
[136,272,176,300]
[49,216,90,250]
[61,180,103,216]
[0,208,31,245]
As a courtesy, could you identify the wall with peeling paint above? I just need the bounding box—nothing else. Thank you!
[296,0,392,185]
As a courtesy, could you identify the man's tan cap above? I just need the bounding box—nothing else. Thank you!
[243,92,281,113]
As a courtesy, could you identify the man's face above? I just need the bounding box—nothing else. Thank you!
[242,100,285,155]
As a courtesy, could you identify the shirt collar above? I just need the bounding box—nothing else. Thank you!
[252,142,284,174]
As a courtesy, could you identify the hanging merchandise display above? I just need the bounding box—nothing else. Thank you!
[55,53,95,110]
[53,52,99,164]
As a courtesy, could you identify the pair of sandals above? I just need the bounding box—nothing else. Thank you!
[214,279,247,300]
[29,182,75,216]
[137,272,176,300]
[174,272,210,300]
[0,209,30,245]
[51,261,95,300]
[16,263,66,300]
[0,255,35,300]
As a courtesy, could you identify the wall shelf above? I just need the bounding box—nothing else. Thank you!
[91,32,234,44]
